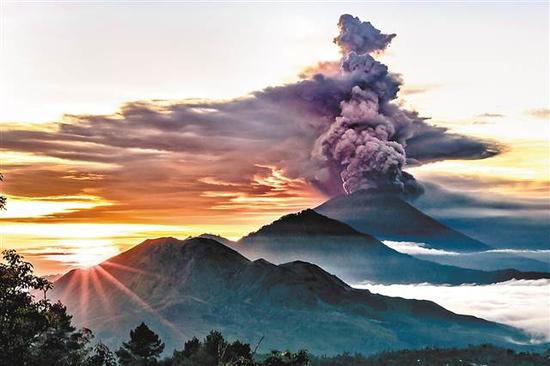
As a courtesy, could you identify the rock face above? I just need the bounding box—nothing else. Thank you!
[315,190,491,252]
[51,237,529,354]
[237,210,548,285]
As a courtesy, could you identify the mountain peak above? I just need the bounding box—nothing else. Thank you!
[316,190,491,252]
[103,236,249,272]
[240,209,362,240]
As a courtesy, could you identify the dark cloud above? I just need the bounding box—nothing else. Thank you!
[334,14,396,54]
[405,124,501,164]
[410,182,550,250]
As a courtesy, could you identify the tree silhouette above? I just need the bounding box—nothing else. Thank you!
[117,322,165,365]
[0,173,6,210]
[0,249,95,365]
[263,350,309,366]
[86,342,117,366]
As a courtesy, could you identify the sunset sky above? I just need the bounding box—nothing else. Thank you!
[1,1,548,274]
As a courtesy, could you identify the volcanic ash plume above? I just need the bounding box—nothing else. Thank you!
[316,14,422,195]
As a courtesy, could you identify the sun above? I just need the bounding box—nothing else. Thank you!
[42,240,121,269]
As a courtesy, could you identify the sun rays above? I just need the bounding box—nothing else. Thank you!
[52,259,187,341]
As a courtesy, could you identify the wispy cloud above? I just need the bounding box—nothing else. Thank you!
[526,108,550,120]
[400,84,441,96]
[382,241,460,256]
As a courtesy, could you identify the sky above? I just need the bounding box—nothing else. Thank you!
[1,1,549,274]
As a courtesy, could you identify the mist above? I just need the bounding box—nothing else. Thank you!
[355,279,550,343]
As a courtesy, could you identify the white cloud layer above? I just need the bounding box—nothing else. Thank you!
[382,240,460,256]
[354,279,550,343]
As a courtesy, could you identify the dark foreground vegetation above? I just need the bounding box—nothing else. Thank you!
[310,345,550,365]
[2,249,549,366]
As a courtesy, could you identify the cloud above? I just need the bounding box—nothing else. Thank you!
[404,125,501,164]
[477,112,505,118]
[354,279,550,343]
[334,14,395,54]
[486,249,550,255]
[409,181,550,250]
[382,241,460,256]
[2,14,500,226]
[400,84,441,96]
[526,108,550,119]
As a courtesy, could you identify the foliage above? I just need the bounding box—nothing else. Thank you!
[117,322,165,365]
[0,249,113,366]
[309,344,550,366]
[0,172,6,210]
[0,249,94,365]
[262,350,309,366]
[164,331,308,366]
[87,342,118,366]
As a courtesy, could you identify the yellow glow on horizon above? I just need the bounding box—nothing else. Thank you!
[411,140,550,197]
[0,150,116,169]
[0,195,110,219]
[22,239,121,268]
[1,221,265,274]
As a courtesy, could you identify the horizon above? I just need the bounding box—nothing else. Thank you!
[1,1,549,275]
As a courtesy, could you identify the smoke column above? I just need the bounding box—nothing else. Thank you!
[315,14,423,195]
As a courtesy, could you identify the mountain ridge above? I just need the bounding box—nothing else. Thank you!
[236,209,549,285]
[50,236,533,355]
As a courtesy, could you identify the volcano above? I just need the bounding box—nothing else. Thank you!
[51,237,529,355]
[315,190,491,252]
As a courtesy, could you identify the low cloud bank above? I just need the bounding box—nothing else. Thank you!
[355,279,550,343]
[383,240,550,272]
[384,240,550,260]
[383,240,460,256]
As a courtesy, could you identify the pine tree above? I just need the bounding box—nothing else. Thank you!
[116,322,165,365]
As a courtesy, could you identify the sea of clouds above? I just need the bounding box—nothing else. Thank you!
[383,240,550,260]
[354,279,550,343]
[383,240,550,272]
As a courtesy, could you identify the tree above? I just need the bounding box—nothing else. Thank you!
[182,337,200,358]
[117,322,165,365]
[0,172,6,210]
[262,350,309,366]
[0,249,97,365]
[0,249,51,364]
[225,340,252,362]
[86,342,118,366]
[203,330,227,363]
[30,301,94,365]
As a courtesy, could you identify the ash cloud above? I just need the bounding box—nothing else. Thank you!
[334,14,396,54]
[3,14,500,213]
[313,14,497,194]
